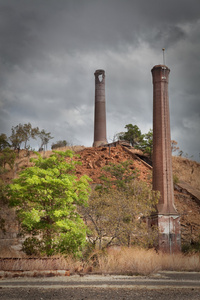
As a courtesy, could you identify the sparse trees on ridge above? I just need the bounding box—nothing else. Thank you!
[117,124,152,156]
[0,148,16,171]
[0,134,10,150]
[116,124,182,160]
[51,140,68,150]
[119,124,143,147]
[1,123,54,153]
[38,129,53,152]
[9,123,39,151]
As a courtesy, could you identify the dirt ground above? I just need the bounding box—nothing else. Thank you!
[1,272,200,300]
[1,287,200,300]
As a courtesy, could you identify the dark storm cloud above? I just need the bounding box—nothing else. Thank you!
[0,0,199,160]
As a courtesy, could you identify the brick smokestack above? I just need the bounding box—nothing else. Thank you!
[93,69,107,147]
[151,64,181,253]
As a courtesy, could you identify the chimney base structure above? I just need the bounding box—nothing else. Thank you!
[150,65,181,253]
[93,69,107,147]
[150,214,181,253]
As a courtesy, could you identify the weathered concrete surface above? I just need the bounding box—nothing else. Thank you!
[150,214,181,253]
[0,272,200,300]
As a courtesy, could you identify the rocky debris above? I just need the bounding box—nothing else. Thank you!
[74,145,152,184]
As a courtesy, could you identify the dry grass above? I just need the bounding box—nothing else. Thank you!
[172,156,200,191]
[93,247,200,275]
[1,248,199,275]
[0,255,82,272]
[158,251,200,272]
[40,145,85,157]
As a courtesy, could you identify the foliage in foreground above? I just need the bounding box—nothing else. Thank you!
[7,150,91,256]
[81,161,159,250]
[1,247,199,275]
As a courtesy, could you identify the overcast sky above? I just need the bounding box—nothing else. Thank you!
[0,0,199,161]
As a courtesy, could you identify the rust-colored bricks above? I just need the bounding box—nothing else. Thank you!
[151,65,181,253]
[93,69,107,147]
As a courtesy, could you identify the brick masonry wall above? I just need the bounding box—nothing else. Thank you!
[93,69,107,147]
[151,65,181,252]
[152,65,177,215]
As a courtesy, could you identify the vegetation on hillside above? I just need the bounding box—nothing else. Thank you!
[7,150,91,256]
[115,123,192,159]
[81,161,159,250]
[0,123,200,259]
[51,140,68,150]
[115,124,153,158]
[1,123,53,153]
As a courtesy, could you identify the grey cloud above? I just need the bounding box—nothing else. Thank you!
[0,0,199,160]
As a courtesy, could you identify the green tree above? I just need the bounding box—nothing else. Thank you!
[116,125,153,159]
[9,124,24,150]
[0,148,16,171]
[22,123,39,149]
[81,161,159,249]
[7,150,91,256]
[0,134,10,150]
[119,124,143,147]
[0,180,8,234]
[9,123,39,151]
[39,129,53,151]
[137,129,153,158]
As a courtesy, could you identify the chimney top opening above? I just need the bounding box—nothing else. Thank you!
[98,74,103,82]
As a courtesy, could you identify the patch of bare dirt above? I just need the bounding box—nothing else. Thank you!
[74,145,152,184]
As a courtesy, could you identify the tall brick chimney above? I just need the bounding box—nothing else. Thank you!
[151,65,181,253]
[93,69,107,147]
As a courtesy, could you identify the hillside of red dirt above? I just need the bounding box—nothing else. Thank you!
[74,145,152,184]
[74,145,200,244]
[1,145,200,250]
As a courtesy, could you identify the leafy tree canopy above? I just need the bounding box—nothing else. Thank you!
[137,129,153,158]
[39,129,53,151]
[0,134,10,151]
[9,123,39,150]
[7,150,91,256]
[119,124,143,147]
[116,124,181,160]
[81,161,159,250]
[0,148,16,171]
